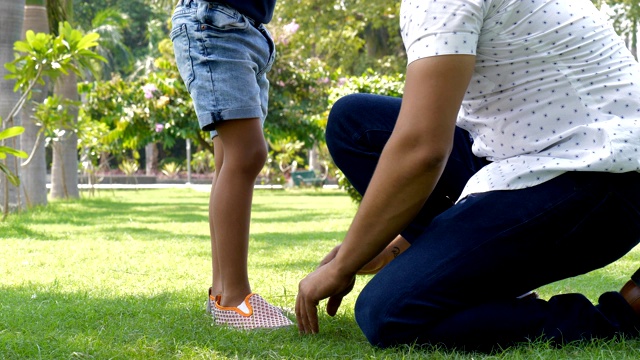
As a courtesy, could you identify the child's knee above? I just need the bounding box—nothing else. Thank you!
[234,143,267,176]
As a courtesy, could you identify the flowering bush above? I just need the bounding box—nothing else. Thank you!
[79,38,209,171]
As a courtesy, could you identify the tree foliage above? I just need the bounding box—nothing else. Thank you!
[74,0,167,77]
[273,0,405,75]
[592,0,639,58]
[57,0,640,179]
[1,20,103,214]
[79,37,210,170]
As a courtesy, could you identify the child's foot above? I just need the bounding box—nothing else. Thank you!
[214,293,294,330]
[206,287,220,317]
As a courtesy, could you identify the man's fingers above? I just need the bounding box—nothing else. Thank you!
[306,301,319,334]
[295,290,319,334]
[295,294,304,333]
[326,295,343,317]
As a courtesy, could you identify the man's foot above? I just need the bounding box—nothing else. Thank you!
[619,268,640,316]
[213,293,294,330]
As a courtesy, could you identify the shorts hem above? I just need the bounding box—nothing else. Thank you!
[198,106,265,132]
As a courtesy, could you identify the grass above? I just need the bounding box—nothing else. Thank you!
[1,188,640,359]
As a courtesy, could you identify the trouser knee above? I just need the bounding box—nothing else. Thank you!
[326,94,363,157]
[354,289,398,348]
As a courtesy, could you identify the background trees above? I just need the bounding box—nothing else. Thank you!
[20,3,50,208]
[0,1,26,213]
[605,0,639,58]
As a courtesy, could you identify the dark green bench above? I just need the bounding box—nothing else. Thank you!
[291,169,327,187]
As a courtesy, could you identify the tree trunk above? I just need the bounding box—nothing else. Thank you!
[308,143,320,171]
[0,0,26,214]
[145,142,158,175]
[364,25,390,59]
[20,5,49,208]
[50,73,79,199]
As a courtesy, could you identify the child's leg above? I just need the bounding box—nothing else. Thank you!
[210,117,267,307]
[208,136,224,296]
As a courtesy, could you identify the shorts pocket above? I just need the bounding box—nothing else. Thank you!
[170,24,195,91]
[196,2,248,31]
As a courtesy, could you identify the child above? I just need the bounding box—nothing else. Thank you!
[171,0,293,329]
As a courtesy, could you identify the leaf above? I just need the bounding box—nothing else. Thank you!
[3,61,17,74]
[0,146,28,158]
[25,30,36,45]
[0,162,20,186]
[0,126,25,141]
[13,40,33,53]
[76,32,101,50]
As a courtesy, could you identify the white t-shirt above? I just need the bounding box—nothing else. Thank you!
[400,0,640,201]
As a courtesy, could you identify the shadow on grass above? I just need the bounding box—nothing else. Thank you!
[50,200,210,225]
[250,211,351,224]
[273,189,355,198]
[0,222,51,239]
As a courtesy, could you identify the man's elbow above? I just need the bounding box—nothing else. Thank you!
[395,140,451,175]
[415,147,450,174]
[386,126,454,174]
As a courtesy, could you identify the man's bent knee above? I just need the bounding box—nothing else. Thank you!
[354,290,398,348]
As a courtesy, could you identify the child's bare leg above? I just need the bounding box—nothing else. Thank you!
[211,118,267,307]
[209,136,224,296]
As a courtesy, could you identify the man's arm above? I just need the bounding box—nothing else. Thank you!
[296,55,476,334]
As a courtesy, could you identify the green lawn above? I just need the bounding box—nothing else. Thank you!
[1,188,640,359]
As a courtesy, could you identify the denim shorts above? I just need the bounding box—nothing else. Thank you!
[170,0,276,137]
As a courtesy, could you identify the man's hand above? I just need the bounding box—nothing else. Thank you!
[295,262,356,334]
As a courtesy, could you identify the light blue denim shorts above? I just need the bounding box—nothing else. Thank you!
[170,0,276,137]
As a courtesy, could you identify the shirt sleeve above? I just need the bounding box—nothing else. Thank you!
[400,0,484,65]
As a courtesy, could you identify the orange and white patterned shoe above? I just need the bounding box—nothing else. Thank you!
[213,293,294,330]
[206,288,220,317]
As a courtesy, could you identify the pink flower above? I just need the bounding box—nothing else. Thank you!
[143,83,158,99]
[155,123,165,132]
[283,20,299,34]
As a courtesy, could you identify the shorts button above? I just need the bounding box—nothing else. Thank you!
[201,25,206,30]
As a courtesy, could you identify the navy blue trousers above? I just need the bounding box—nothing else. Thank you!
[326,93,640,351]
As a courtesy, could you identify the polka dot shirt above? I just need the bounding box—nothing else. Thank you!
[401,0,640,201]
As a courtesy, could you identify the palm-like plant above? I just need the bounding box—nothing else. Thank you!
[89,8,134,79]
[118,159,140,176]
[161,162,182,179]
